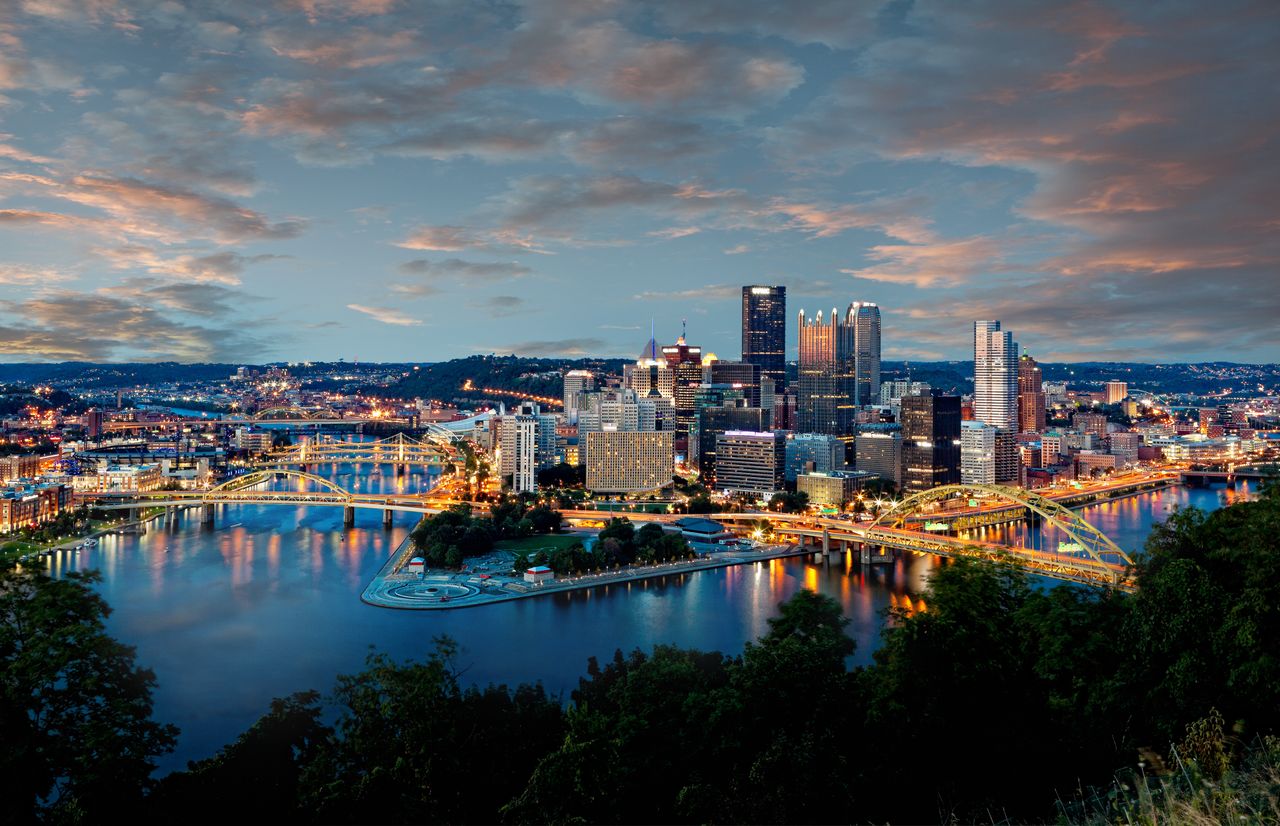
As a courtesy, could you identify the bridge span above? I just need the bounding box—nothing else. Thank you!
[80,475,1135,588]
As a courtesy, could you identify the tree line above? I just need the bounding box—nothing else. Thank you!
[3,484,1278,823]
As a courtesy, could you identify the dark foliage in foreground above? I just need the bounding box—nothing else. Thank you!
[7,486,1279,823]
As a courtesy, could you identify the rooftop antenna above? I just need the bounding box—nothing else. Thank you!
[650,318,656,360]
[682,317,687,342]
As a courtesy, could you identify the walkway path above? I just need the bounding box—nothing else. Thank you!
[361,542,817,610]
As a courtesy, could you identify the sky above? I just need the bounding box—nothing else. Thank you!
[0,0,1277,365]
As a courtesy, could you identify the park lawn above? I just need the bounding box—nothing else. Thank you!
[492,534,586,554]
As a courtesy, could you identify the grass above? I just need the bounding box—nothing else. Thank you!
[492,534,586,554]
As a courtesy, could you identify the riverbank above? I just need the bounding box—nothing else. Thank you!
[3,505,184,564]
[361,542,815,610]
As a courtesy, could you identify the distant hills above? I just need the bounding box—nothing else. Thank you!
[0,357,1275,401]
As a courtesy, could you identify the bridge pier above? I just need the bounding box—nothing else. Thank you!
[201,504,215,525]
[343,505,355,527]
[821,528,830,555]
[395,463,406,477]
[383,508,394,528]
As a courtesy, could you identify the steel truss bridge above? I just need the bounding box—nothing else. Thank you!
[79,468,453,527]
[259,433,456,469]
[82,478,1135,588]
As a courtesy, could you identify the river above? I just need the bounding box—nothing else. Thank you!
[44,468,1257,772]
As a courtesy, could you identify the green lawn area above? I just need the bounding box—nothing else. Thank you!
[492,534,586,554]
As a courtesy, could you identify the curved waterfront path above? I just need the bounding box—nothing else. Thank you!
[361,538,816,610]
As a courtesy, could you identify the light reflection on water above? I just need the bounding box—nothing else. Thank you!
[45,471,1246,772]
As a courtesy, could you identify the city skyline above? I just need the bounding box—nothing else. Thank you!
[1,1,1278,365]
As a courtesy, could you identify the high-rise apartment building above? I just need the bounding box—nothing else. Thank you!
[741,285,786,393]
[901,393,961,492]
[973,320,1020,482]
[585,431,675,493]
[1017,353,1046,434]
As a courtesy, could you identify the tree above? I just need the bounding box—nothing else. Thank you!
[769,490,810,513]
[148,692,330,824]
[0,566,177,822]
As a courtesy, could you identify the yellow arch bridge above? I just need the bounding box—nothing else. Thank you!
[80,479,1135,588]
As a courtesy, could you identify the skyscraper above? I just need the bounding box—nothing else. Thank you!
[795,301,879,440]
[1017,353,1045,434]
[741,285,786,393]
[797,307,857,440]
[849,302,882,406]
[901,393,961,492]
[562,369,595,424]
[973,320,1020,483]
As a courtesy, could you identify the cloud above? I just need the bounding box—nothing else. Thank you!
[94,245,287,285]
[487,337,607,357]
[0,263,73,284]
[632,283,743,301]
[651,0,885,48]
[347,303,423,326]
[472,294,528,317]
[396,225,549,255]
[722,243,750,254]
[0,284,275,361]
[648,226,701,239]
[1,171,307,244]
[396,258,532,280]
[840,236,1009,288]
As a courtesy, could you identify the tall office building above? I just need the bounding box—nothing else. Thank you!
[498,411,538,493]
[849,302,882,406]
[855,426,902,488]
[693,398,769,483]
[784,432,846,482]
[714,431,786,497]
[960,420,998,485]
[741,285,786,393]
[704,359,762,408]
[1017,353,1046,434]
[796,302,882,441]
[901,393,961,492]
[1105,381,1129,405]
[974,320,1020,482]
[562,369,595,424]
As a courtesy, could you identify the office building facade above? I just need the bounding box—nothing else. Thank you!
[714,430,786,496]
[974,320,1020,482]
[741,285,786,393]
[784,432,846,482]
[901,393,961,492]
[961,420,998,485]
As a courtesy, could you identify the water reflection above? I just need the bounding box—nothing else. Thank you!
[43,472,1244,772]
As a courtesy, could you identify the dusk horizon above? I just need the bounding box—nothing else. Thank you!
[3,1,1276,365]
[4,4,1280,825]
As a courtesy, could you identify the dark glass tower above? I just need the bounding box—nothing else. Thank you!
[901,392,961,492]
[741,285,786,393]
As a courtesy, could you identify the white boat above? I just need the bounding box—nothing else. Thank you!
[83,538,97,547]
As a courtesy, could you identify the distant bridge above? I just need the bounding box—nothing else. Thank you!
[260,432,455,470]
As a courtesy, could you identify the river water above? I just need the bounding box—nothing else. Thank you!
[45,466,1256,771]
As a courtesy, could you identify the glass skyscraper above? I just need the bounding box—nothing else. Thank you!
[741,285,786,392]
[973,320,1020,482]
